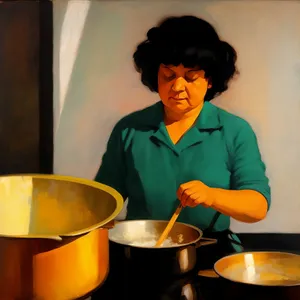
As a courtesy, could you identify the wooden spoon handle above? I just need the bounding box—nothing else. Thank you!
[155,203,183,247]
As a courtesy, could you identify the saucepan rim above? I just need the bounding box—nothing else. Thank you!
[0,174,124,239]
[108,219,205,249]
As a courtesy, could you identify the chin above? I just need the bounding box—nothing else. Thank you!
[168,102,189,112]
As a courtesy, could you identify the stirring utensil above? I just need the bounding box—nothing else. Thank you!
[155,203,183,247]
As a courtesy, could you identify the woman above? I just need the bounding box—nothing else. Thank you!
[95,15,270,267]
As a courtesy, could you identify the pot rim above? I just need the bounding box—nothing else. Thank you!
[0,174,124,239]
[214,251,300,287]
[108,219,204,249]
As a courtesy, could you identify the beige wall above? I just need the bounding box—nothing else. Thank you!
[53,0,300,233]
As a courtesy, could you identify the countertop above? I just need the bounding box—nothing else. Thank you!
[91,234,300,300]
[91,264,297,300]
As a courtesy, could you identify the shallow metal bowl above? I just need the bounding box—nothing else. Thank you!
[214,251,300,287]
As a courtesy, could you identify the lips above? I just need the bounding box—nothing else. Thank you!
[170,97,187,100]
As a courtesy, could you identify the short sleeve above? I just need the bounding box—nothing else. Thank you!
[230,120,271,210]
[94,122,128,200]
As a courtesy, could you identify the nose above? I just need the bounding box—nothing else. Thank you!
[172,77,186,92]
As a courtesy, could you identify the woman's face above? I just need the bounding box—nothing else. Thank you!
[158,64,211,114]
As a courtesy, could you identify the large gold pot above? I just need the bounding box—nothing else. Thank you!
[0,174,123,300]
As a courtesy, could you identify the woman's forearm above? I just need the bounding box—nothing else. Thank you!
[211,189,268,223]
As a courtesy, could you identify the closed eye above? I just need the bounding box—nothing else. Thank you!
[161,68,176,81]
[163,74,176,81]
[185,71,201,82]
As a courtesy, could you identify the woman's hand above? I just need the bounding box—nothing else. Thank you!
[177,181,268,223]
[177,180,215,208]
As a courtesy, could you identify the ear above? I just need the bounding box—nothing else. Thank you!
[207,77,212,89]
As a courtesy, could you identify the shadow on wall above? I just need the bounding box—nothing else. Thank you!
[54,0,97,179]
[54,1,138,179]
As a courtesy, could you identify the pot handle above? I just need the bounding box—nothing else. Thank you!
[101,220,120,229]
[195,237,217,248]
[198,269,220,278]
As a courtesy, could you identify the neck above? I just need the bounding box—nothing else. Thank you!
[164,104,203,124]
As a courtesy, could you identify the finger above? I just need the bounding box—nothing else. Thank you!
[181,189,191,207]
[177,186,192,206]
[177,181,196,197]
[183,181,198,190]
[180,193,187,207]
[176,188,183,202]
[177,185,188,200]
[185,192,202,207]
[186,202,198,207]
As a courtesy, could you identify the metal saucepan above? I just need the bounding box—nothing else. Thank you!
[214,251,300,286]
[108,220,217,276]
[198,251,300,300]
[0,174,123,300]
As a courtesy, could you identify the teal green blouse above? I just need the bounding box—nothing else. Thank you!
[95,101,271,232]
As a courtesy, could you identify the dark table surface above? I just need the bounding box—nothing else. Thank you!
[92,263,299,300]
[91,234,300,300]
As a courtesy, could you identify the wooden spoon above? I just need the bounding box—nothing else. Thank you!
[155,203,183,247]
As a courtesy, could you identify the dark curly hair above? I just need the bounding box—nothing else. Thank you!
[133,15,238,101]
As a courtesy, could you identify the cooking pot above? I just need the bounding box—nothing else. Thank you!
[198,251,300,300]
[108,220,217,276]
[0,174,123,300]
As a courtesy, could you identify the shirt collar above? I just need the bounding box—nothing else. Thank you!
[148,101,222,154]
